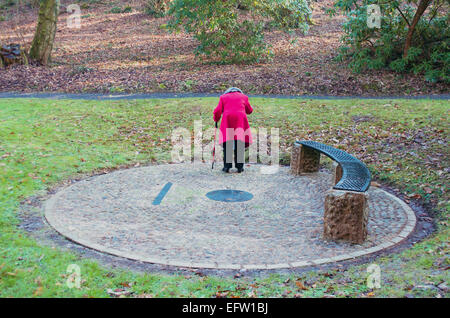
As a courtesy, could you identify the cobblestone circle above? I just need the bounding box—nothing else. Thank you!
[44,163,416,269]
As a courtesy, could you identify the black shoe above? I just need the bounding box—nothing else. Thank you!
[222,167,230,173]
[237,167,244,173]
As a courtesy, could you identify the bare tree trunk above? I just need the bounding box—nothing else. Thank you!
[29,0,60,65]
[403,0,432,58]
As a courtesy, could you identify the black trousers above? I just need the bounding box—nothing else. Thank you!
[223,140,245,169]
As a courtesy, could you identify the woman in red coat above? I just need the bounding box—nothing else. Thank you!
[213,87,253,173]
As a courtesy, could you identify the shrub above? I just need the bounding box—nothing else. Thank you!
[167,0,311,64]
[110,5,132,14]
[0,0,39,10]
[145,0,171,17]
[328,0,449,83]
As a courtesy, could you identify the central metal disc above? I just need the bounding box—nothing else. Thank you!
[206,189,253,202]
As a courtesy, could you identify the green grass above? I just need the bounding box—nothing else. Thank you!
[109,5,132,14]
[0,97,448,297]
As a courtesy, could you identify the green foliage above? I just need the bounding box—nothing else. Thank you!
[145,0,171,17]
[109,5,132,14]
[329,0,450,83]
[179,79,197,91]
[0,0,17,9]
[68,65,94,76]
[0,0,40,10]
[167,0,311,64]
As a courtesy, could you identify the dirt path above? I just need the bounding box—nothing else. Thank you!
[0,0,448,96]
[0,92,449,100]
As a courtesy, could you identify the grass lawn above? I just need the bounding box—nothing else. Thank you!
[0,97,448,297]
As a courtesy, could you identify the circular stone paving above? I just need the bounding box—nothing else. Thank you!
[44,163,416,269]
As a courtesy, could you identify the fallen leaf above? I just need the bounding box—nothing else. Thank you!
[33,287,43,296]
[120,282,132,288]
[216,291,229,298]
[295,281,308,290]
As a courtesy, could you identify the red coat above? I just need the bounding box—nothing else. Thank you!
[213,92,253,145]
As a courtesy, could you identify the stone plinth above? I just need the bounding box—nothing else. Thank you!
[324,190,369,244]
[333,162,343,185]
[1,44,27,67]
[290,143,301,175]
[299,145,320,173]
[290,144,320,175]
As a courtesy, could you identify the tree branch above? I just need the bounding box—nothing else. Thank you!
[395,6,411,27]
[403,0,432,58]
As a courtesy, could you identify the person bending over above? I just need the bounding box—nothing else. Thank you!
[213,87,253,173]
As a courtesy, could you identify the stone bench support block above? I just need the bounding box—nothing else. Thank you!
[290,144,320,175]
[333,162,343,185]
[323,190,369,244]
[290,142,301,175]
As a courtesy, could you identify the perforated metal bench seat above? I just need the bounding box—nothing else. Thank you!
[295,140,371,192]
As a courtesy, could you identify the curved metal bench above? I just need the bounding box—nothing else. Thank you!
[295,140,371,192]
[290,140,372,243]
